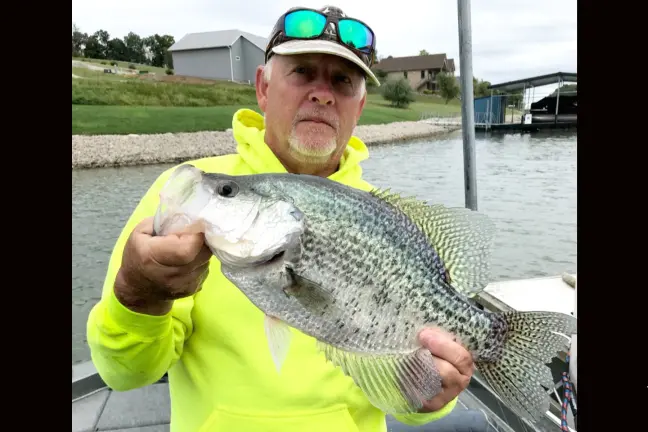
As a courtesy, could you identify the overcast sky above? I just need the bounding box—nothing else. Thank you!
[72,0,576,92]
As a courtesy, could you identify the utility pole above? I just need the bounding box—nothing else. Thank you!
[457,0,478,211]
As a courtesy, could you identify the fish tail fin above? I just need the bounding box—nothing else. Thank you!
[475,310,577,423]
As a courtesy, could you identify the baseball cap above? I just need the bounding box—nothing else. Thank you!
[265,6,380,86]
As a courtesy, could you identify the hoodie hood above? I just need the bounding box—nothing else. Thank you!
[231,108,370,185]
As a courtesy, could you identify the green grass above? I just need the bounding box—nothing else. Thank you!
[72,105,263,135]
[72,56,168,74]
[72,97,460,135]
[72,77,257,107]
[71,62,464,135]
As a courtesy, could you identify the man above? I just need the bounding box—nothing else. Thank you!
[86,5,475,432]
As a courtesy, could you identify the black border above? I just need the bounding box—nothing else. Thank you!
[577,1,646,431]
[58,2,647,430]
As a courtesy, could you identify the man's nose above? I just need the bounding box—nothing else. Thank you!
[309,80,335,105]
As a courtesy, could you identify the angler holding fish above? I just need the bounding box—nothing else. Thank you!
[86,5,576,432]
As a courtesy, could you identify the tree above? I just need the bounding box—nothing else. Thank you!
[107,38,128,62]
[71,24,176,68]
[437,72,459,104]
[144,34,176,68]
[72,23,88,57]
[381,78,416,108]
[124,32,147,64]
[419,49,429,56]
[473,78,491,98]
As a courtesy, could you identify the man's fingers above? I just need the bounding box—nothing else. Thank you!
[194,243,214,265]
[434,356,472,391]
[148,232,210,267]
[165,263,210,299]
[132,216,211,268]
[420,327,474,377]
[133,216,156,235]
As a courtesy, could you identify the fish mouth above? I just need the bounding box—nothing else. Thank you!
[214,247,287,269]
[265,250,286,264]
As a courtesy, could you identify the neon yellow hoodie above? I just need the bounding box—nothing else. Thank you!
[87,108,458,432]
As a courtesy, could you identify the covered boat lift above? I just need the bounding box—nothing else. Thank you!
[476,72,577,132]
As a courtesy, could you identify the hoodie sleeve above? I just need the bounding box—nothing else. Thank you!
[390,397,459,425]
[86,166,193,391]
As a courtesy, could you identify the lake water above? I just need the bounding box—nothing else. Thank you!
[72,129,577,365]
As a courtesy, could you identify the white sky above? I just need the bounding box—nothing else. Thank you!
[72,0,576,92]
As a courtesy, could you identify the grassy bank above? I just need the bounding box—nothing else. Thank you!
[72,56,168,75]
[72,60,462,135]
[72,96,461,135]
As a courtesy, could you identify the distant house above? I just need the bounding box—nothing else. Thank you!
[373,53,456,92]
[168,29,268,84]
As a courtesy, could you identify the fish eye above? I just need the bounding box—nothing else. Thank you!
[217,181,238,198]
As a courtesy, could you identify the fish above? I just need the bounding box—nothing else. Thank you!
[153,164,577,424]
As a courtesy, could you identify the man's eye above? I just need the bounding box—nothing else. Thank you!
[294,66,307,74]
[335,75,352,84]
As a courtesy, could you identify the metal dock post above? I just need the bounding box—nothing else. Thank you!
[457,0,478,211]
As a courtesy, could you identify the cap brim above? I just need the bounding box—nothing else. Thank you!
[271,40,380,87]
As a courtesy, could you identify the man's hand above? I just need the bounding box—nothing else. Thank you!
[114,217,213,316]
[418,327,475,412]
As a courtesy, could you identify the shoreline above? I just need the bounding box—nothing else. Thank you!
[72,121,461,170]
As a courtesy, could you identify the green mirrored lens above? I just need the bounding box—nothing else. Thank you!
[338,19,373,51]
[284,10,327,38]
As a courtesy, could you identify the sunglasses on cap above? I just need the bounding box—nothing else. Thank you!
[267,8,376,65]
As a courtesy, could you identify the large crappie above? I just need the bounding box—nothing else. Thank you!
[153,164,577,424]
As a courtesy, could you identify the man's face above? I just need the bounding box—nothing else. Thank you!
[256,53,367,176]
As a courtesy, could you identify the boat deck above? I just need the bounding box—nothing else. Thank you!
[72,373,537,432]
[73,274,577,432]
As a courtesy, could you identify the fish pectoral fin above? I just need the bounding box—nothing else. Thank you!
[264,314,292,373]
[316,342,443,415]
[284,269,335,311]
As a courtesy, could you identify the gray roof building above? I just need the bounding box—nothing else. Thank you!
[168,29,269,84]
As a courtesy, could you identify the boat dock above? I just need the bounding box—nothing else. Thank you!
[475,72,577,133]
[421,72,577,134]
[72,274,577,432]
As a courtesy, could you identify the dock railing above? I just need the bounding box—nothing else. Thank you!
[419,111,462,128]
[419,111,519,130]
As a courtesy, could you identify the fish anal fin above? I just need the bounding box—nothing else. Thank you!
[264,314,292,373]
[317,342,442,414]
[370,188,497,298]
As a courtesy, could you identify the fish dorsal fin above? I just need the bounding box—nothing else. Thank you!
[370,188,497,298]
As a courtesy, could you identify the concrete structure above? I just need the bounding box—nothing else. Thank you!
[373,53,455,92]
[168,29,268,84]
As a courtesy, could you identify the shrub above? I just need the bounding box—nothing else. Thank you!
[381,78,415,108]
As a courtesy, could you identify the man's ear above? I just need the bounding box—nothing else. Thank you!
[355,85,367,122]
[256,65,269,112]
